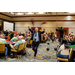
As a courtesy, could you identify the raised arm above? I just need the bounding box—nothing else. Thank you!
[28,26,33,33]
[41,28,45,34]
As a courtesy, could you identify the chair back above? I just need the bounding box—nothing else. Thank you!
[0,44,5,53]
[45,37,46,40]
[69,48,73,59]
[7,36,10,41]
[29,40,33,44]
[18,44,23,52]
[24,41,27,49]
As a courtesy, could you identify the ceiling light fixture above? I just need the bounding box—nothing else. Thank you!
[11,12,14,14]
[69,12,75,13]
[17,12,23,15]
[38,12,44,14]
[27,12,33,14]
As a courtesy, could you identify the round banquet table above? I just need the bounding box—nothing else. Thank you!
[5,40,17,55]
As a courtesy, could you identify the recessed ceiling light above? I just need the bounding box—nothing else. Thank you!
[24,13,25,15]
[27,12,33,14]
[69,12,75,13]
[17,12,23,15]
[38,12,44,14]
[34,13,36,15]
[10,12,14,15]
[45,12,47,14]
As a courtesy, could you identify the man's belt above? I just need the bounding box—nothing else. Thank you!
[33,41,39,43]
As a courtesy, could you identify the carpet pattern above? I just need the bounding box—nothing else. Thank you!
[0,40,58,62]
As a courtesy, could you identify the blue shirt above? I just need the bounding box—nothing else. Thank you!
[33,32,39,42]
[14,40,23,50]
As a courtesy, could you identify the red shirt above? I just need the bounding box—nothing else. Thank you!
[59,34,60,37]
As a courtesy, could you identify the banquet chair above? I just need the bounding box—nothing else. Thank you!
[11,44,23,58]
[21,41,27,56]
[57,48,73,62]
[27,40,33,47]
[7,36,10,41]
[21,41,27,53]
[42,37,47,43]
[0,44,6,57]
[23,41,27,49]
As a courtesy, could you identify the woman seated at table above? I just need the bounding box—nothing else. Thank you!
[10,34,18,41]
[57,40,69,58]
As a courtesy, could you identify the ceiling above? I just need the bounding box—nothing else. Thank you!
[0,12,75,16]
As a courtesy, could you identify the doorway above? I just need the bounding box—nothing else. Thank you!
[57,27,69,38]
[31,27,41,30]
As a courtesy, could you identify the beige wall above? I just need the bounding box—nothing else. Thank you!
[57,22,75,35]
[0,19,2,25]
[15,22,57,33]
[15,21,75,35]
[12,16,75,21]
[12,17,56,21]
[1,14,75,35]
[14,15,75,35]
[0,14,11,21]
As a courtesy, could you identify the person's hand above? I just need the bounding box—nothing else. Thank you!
[57,44,59,46]
[43,28,45,30]
[28,26,30,29]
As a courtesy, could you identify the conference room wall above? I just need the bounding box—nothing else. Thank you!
[15,22,75,35]
[12,16,75,21]
[15,22,57,33]
[57,22,75,35]
[0,19,1,25]
[12,17,57,21]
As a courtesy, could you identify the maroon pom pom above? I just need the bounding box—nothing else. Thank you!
[41,21,46,25]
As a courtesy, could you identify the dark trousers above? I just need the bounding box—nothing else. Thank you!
[32,41,39,57]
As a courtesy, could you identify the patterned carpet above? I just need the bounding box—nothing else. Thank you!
[0,40,59,62]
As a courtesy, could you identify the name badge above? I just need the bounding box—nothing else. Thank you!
[35,37,37,38]
[0,42,2,43]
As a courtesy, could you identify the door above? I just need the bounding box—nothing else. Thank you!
[31,27,41,30]
[0,25,2,31]
[57,27,69,38]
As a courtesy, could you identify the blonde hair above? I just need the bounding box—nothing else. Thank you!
[0,34,4,38]
[35,27,38,30]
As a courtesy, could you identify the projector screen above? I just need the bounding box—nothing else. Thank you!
[3,21,14,31]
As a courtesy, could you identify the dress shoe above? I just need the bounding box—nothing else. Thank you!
[34,56,36,59]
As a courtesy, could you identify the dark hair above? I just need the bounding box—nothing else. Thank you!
[65,44,69,48]
[0,31,1,34]
[61,27,62,29]
[22,34,24,37]
[62,39,68,44]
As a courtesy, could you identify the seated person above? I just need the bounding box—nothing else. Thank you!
[5,30,8,36]
[0,34,8,58]
[19,35,26,48]
[10,36,23,50]
[57,44,69,58]
[26,34,31,43]
[43,34,46,40]
[57,39,69,58]
[10,34,18,41]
